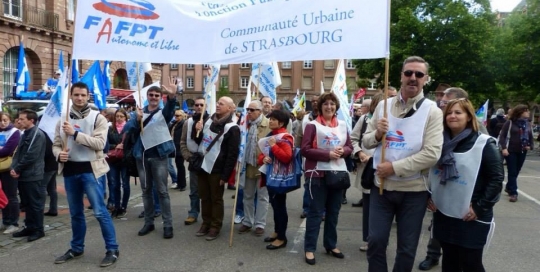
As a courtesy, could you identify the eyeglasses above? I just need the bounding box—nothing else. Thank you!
[148,94,161,98]
[246,108,260,112]
[403,70,426,78]
[175,115,181,117]
[194,103,204,107]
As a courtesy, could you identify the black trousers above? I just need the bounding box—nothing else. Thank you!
[19,180,45,233]
[174,156,187,189]
[440,241,485,272]
[269,192,288,241]
[362,193,370,242]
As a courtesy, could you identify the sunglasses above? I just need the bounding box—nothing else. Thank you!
[403,70,426,78]
[194,103,204,107]
[246,108,260,112]
[175,115,182,117]
[148,94,161,98]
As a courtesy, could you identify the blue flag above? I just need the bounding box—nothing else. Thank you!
[80,61,107,110]
[58,50,64,73]
[182,100,189,112]
[102,61,111,96]
[15,42,30,96]
[71,58,79,84]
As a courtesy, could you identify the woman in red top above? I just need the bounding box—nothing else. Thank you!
[259,110,294,250]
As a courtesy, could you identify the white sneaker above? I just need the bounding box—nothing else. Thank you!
[3,225,19,234]
[170,183,178,189]
[234,215,244,224]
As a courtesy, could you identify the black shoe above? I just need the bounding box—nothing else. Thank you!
[325,248,345,259]
[300,212,307,219]
[54,249,84,264]
[418,257,439,271]
[100,250,119,267]
[138,224,155,236]
[266,240,287,250]
[305,252,316,265]
[44,211,58,216]
[138,211,144,218]
[352,199,363,207]
[264,236,277,243]
[116,208,127,218]
[154,212,162,218]
[28,231,45,242]
[163,227,174,239]
[110,209,118,218]
[227,185,236,190]
[342,198,347,204]
[12,227,33,238]
[178,187,187,191]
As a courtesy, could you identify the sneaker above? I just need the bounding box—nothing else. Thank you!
[170,183,178,189]
[238,225,252,234]
[205,228,220,241]
[100,250,119,267]
[359,243,368,252]
[234,215,244,224]
[184,216,197,225]
[116,209,127,218]
[55,249,84,264]
[3,225,19,234]
[178,187,187,191]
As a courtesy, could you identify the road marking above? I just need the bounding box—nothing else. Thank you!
[525,160,540,163]
[503,182,540,206]
[288,218,306,254]
[507,175,540,179]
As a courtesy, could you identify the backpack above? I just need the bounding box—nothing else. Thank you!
[266,144,302,194]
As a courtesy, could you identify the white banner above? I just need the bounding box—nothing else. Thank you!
[73,0,389,63]
[251,62,281,103]
[204,64,220,115]
[331,59,352,132]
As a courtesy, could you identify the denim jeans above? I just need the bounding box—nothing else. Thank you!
[175,156,187,189]
[242,177,269,228]
[269,192,288,241]
[362,193,371,242]
[100,175,112,207]
[188,170,200,218]
[108,164,130,210]
[43,170,58,213]
[302,181,311,214]
[367,188,428,272]
[505,151,527,196]
[235,188,244,217]
[0,171,19,226]
[64,173,118,252]
[168,158,178,184]
[136,157,172,227]
[304,177,343,252]
[20,180,45,233]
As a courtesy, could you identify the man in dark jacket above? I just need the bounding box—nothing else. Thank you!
[169,110,186,190]
[194,96,240,241]
[42,128,59,216]
[10,109,46,242]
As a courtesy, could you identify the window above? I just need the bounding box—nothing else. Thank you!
[324,60,335,69]
[281,76,291,89]
[67,0,75,21]
[240,63,250,69]
[303,60,313,69]
[221,64,229,68]
[346,59,355,69]
[170,64,178,69]
[186,64,194,69]
[281,62,292,69]
[186,77,194,88]
[2,47,19,98]
[324,77,333,89]
[240,76,250,88]
[302,77,312,89]
[3,0,22,19]
[203,64,209,68]
[220,76,228,88]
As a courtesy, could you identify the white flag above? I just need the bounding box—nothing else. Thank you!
[39,70,69,141]
[126,62,152,90]
[204,64,220,115]
[331,60,352,132]
[321,81,325,95]
[251,62,281,104]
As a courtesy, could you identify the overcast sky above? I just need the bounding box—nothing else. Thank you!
[491,0,522,12]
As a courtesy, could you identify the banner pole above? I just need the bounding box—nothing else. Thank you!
[136,62,144,134]
[63,66,71,150]
[196,67,213,137]
[229,162,241,247]
[256,64,261,99]
[379,58,390,195]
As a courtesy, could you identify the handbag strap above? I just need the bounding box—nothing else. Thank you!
[205,129,225,152]
[404,98,426,118]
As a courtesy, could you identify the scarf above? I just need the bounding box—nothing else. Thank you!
[438,128,472,185]
[115,121,126,134]
[315,115,338,127]
[69,104,91,120]
[245,114,263,166]
[0,123,14,132]
[516,118,531,150]
[191,112,209,144]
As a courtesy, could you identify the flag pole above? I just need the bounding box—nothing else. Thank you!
[196,67,213,137]
[136,62,144,134]
[256,64,261,98]
[63,66,72,149]
[229,162,242,247]
[379,0,392,195]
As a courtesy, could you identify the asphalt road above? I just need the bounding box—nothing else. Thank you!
[1,154,539,272]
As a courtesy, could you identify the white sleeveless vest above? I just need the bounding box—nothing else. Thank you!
[310,120,348,171]
[140,111,172,150]
[186,118,200,153]
[198,119,237,174]
[64,110,99,162]
[373,97,434,181]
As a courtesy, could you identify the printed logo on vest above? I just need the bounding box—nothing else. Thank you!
[385,130,412,150]
[74,124,83,132]
[433,167,467,186]
[202,134,213,149]
[322,132,340,146]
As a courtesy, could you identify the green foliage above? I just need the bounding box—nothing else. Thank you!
[217,85,230,99]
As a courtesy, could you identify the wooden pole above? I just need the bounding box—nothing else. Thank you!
[63,66,71,150]
[379,57,390,195]
[136,62,144,134]
[256,64,261,98]
[228,162,242,247]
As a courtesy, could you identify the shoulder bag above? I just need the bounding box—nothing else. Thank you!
[188,129,225,172]
[106,134,126,164]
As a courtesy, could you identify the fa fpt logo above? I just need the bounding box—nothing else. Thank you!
[93,0,159,20]
[385,130,411,150]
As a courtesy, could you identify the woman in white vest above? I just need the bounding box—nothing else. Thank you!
[428,98,503,272]
[0,112,21,234]
[301,93,353,265]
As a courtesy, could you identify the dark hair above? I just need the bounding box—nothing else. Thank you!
[147,86,161,94]
[260,96,272,103]
[112,108,129,126]
[267,110,289,128]
[71,82,89,94]
[317,92,340,115]
[370,92,384,115]
[195,96,205,101]
[510,104,529,121]
[20,109,38,124]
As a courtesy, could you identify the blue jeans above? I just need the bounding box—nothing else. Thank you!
[64,173,118,253]
[188,170,199,218]
[136,157,172,227]
[304,177,343,252]
[108,164,130,210]
[302,181,311,214]
[168,158,177,184]
[506,151,527,196]
[367,188,428,272]
[235,188,244,217]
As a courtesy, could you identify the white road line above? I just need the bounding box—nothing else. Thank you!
[525,160,540,163]
[513,175,540,179]
[503,182,540,206]
[288,218,306,254]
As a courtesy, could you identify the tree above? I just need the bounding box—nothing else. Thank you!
[353,0,496,106]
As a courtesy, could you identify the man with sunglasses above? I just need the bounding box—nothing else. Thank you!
[363,56,444,272]
[123,80,178,239]
[180,97,209,225]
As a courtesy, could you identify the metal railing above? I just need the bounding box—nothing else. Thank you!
[1,1,59,31]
